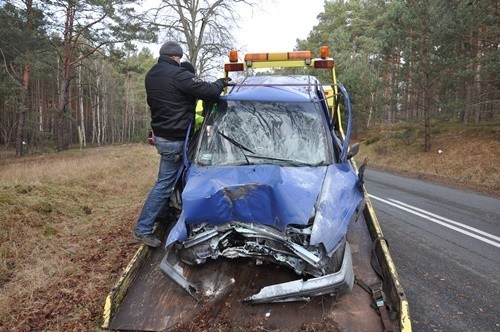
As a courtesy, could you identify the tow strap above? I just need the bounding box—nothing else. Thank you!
[354,235,394,332]
[355,277,393,331]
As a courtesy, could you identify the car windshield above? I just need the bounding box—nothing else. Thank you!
[195,100,330,166]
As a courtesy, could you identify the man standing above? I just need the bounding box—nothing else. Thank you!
[134,41,230,247]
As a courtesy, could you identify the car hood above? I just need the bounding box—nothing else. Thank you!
[166,164,364,254]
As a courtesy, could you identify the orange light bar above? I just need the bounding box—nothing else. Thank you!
[288,51,312,60]
[320,46,329,59]
[244,53,268,61]
[314,59,334,69]
[244,51,313,62]
[229,49,238,62]
[268,52,288,61]
[225,63,244,72]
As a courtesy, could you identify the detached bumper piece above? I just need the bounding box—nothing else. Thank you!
[159,248,198,300]
[243,242,354,304]
[159,241,354,304]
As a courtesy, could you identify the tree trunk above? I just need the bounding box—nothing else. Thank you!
[56,75,70,151]
[420,2,431,152]
[423,86,431,152]
[97,86,102,146]
[474,33,482,123]
[14,83,28,156]
[14,0,34,156]
[78,64,86,147]
[55,1,75,151]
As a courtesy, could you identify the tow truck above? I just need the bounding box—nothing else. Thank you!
[102,46,411,331]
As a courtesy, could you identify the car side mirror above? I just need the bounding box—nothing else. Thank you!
[347,143,360,160]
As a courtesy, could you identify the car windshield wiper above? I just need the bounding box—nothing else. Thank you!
[215,131,324,167]
[217,131,255,164]
[247,155,322,167]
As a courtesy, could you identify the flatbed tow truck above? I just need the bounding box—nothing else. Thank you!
[101,47,411,331]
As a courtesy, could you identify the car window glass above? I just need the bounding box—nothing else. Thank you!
[196,100,329,166]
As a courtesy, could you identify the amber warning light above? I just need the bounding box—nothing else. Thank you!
[229,49,238,62]
[225,50,244,72]
[320,46,330,59]
[314,46,334,68]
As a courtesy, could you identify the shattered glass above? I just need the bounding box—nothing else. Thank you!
[196,100,331,166]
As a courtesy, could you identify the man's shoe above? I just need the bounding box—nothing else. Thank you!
[133,232,162,248]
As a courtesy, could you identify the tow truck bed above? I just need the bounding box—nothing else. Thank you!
[106,209,397,331]
[103,47,411,332]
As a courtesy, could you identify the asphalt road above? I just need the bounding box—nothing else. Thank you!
[364,169,500,332]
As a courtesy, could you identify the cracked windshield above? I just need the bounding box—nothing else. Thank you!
[196,100,329,166]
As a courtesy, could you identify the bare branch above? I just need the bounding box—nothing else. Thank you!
[0,48,22,86]
[149,0,257,75]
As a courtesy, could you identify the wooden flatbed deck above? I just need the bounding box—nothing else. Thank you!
[107,212,400,331]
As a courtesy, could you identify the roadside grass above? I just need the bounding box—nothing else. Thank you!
[0,144,158,331]
[0,122,497,331]
[354,121,500,196]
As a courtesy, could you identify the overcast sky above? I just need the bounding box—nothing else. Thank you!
[145,0,324,55]
[234,0,324,52]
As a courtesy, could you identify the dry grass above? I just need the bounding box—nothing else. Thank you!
[0,144,158,331]
[354,122,500,196]
[0,122,497,331]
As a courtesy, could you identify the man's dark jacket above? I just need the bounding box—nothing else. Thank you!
[145,55,224,140]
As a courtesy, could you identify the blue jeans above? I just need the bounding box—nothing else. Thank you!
[135,136,183,235]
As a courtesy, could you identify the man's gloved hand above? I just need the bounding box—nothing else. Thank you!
[219,77,234,86]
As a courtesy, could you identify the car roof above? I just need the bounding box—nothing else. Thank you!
[222,75,322,103]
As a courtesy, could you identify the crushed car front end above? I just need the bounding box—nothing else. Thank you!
[161,164,363,302]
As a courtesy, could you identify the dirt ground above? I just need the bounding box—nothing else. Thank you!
[7,215,140,331]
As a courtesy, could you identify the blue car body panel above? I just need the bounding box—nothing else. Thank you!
[166,163,363,254]
[223,76,319,103]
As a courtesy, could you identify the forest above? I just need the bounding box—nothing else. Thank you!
[0,0,498,156]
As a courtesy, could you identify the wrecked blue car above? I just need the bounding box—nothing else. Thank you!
[160,73,365,304]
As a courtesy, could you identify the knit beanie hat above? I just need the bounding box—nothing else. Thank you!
[159,41,183,57]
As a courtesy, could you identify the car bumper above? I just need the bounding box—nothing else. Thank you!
[160,240,354,304]
[243,241,354,303]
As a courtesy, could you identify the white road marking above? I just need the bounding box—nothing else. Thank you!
[369,194,500,248]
